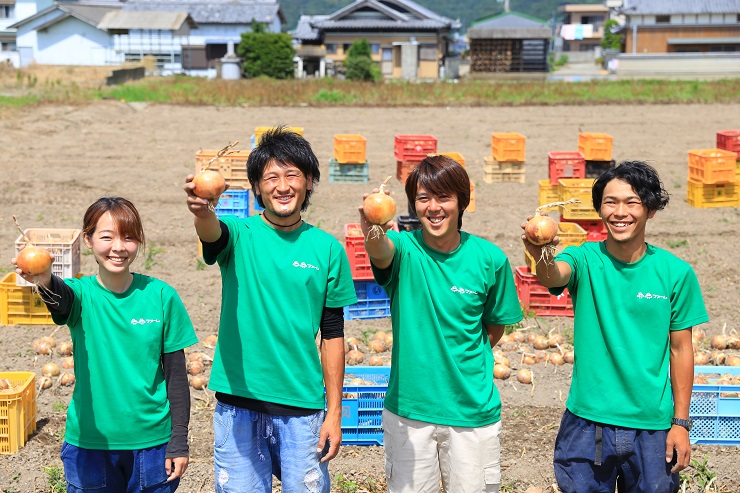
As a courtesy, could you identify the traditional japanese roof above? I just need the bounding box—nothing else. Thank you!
[123,0,286,25]
[468,12,551,40]
[292,15,328,42]
[622,0,740,15]
[308,0,460,32]
[9,2,121,30]
[98,10,196,30]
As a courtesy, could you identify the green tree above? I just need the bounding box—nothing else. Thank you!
[237,21,295,79]
[344,39,381,82]
[601,19,623,51]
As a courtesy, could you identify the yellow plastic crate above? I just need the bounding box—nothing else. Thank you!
[14,229,81,288]
[491,133,526,162]
[686,179,740,208]
[429,152,466,168]
[468,180,476,213]
[688,148,737,184]
[538,179,559,206]
[195,149,251,190]
[0,371,36,454]
[483,169,526,184]
[0,272,55,325]
[578,133,613,161]
[333,134,367,164]
[557,178,600,220]
[254,126,304,145]
[483,155,525,173]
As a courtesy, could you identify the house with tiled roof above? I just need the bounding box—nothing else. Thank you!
[292,0,460,80]
[616,0,740,53]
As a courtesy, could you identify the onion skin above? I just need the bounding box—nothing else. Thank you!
[517,369,533,384]
[17,246,54,275]
[363,193,396,225]
[192,170,226,200]
[524,213,557,246]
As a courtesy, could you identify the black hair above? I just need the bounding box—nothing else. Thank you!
[247,125,320,211]
[405,155,470,230]
[592,160,669,212]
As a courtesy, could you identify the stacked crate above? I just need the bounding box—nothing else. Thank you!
[330,134,369,184]
[484,132,526,183]
[251,126,304,149]
[395,134,437,184]
[686,148,739,208]
[716,130,740,181]
[578,132,615,178]
[539,151,586,208]
[343,224,391,320]
[556,177,608,241]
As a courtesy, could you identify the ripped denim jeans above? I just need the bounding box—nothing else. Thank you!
[213,402,329,493]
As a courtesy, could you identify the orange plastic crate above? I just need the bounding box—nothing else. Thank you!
[578,133,613,161]
[468,181,476,213]
[334,134,367,164]
[0,371,36,454]
[688,148,737,184]
[716,130,740,158]
[396,160,419,184]
[195,149,251,190]
[394,135,437,161]
[491,132,526,162]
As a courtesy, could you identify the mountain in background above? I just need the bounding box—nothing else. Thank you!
[279,0,605,31]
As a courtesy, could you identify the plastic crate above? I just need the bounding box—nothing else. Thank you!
[0,371,36,454]
[560,218,607,242]
[716,130,740,158]
[538,179,559,207]
[0,273,54,326]
[468,180,476,213]
[483,156,525,173]
[338,366,390,445]
[396,160,419,184]
[214,189,250,218]
[394,135,437,161]
[557,178,599,220]
[688,148,737,184]
[690,366,740,445]
[195,149,251,190]
[329,158,369,184]
[254,126,304,145]
[397,215,422,232]
[344,223,373,280]
[429,152,465,168]
[686,179,740,208]
[491,132,526,162]
[548,151,585,185]
[251,189,265,215]
[15,229,81,287]
[334,134,367,164]
[483,169,526,184]
[344,280,391,320]
[514,266,574,317]
[578,133,613,161]
[585,159,616,179]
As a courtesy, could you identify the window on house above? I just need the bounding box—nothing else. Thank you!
[656,15,670,24]
[370,43,380,55]
[382,47,392,61]
[0,5,15,19]
[325,44,337,54]
[342,43,352,54]
[737,14,740,22]
[419,44,437,61]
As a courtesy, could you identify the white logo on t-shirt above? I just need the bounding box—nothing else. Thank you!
[636,292,668,300]
[293,260,319,271]
[451,286,479,295]
[131,318,161,325]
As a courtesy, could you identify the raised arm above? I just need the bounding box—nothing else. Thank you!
[184,174,223,243]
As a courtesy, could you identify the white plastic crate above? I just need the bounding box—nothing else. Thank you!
[14,229,81,287]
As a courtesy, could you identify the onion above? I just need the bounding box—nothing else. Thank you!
[346,337,362,349]
[38,376,53,390]
[368,339,387,353]
[549,353,565,365]
[60,373,75,386]
[532,335,549,350]
[203,334,218,348]
[42,362,60,377]
[187,360,205,375]
[728,355,740,366]
[711,335,727,350]
[511,332,526,343]
[693,375,708,384]
[493,364,511,380]
[711,351,727,365]
[0,379,11,390]
[343,340,350,354]
[61,356,74,369]
[368,355,384,366]
[493,351,510,367]
[57,341,73,356]
[693,329,705,341]
[524,212,557,246]
[534,350,548,363]
[517,368,533,384]
[346,349,364,366]
[190,375,208,390]
[694,352,709,365]
[16,245,54,275]
[192,170,226,200]
[522,353,536,365]
[373,331,387,341]
[497,334,511,345]
[383,333,393,347]
[363,191,396,225]
[563,350,575,364]
[548,333,563,348]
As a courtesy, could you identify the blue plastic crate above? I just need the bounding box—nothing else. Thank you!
[344,280,390,320]
[340,366,390,445]
[215,190,250,218]
[690,366,740,445]
[329,158,369,184]
[251,189,265,214]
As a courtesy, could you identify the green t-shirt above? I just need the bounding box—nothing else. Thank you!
[552,242,709,429]
[205,215,357,409]
[52,274,197,450]
[372,230,523,427]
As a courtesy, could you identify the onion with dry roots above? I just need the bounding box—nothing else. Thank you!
[363,176,396,240]
[42,362,60,377]
[187,360,205,375]
[517,368,533,385]
[192,141,239,208]
[61,357,75,369]
[368,339,387,353]
[493,364,511,380]
[57,341,73,356]
[38,376,53,390]
[60,373,75,386]
[532,335,549,350]
[13,216,55,275]
[346,348,364,366]
[190,375,208,390]
[523,198,580,265]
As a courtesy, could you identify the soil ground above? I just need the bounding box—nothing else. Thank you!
[1,101,739,493]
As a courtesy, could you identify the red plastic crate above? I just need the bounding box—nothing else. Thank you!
[394,135,437,161]
[514,266,573,317]
[716,130,740,158]
[560,218,607,242]
[396,160,419,184]
[344,223,373,280]
[548,151,586,185]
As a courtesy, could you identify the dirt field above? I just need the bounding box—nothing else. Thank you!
[1,102,739,493]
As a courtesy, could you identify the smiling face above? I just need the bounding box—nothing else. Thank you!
[84,212,140,276]
[415,185,461,252]
[255,159,311,221]
[599,178,656,248]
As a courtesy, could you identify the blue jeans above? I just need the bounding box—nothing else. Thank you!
[213,402,329,493]
[59,441,179,493]
[554,409,679,493]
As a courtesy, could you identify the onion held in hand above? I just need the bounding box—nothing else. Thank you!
[363,192,396,225]
[192,170,226,200]
[525,212,558,246]
[16,245,54,275]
